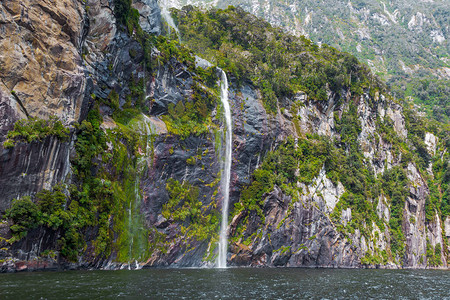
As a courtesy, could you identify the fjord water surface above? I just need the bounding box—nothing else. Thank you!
[1,268,449,299]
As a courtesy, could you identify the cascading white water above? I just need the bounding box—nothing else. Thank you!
[217,69,232,268]
[127,114,153,269]
[160,0,180,36]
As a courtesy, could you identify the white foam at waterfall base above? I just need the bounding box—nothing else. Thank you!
[217,70,232,268]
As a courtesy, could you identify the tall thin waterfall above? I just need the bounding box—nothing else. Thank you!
[126,114,153,268]
[217,69,232,268]
[160,0,179,36]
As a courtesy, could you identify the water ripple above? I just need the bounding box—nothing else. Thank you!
[0,268,449,299]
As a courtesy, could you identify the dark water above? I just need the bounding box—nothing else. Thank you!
[0,268,449,299]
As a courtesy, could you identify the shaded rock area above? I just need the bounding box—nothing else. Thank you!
[228,181,363,268]
[0,136,72,212]
[132,0,162,35]
[0,0,163,271]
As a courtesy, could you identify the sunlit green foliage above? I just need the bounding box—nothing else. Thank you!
[380,167,408,258]
[427,241,443,267]
[175,6,383,113]
[163,179,219,242]
[231,103,420,262]
[3,116,69,149]
[5,197,40,242]
[3,105,153,262]
[163,83,219,139]
[234,136,329,220]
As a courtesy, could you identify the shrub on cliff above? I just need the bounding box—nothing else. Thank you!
[5,197,40,242]
[2,116,69,149]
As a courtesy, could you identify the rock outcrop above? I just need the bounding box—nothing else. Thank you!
[0,0,87,213]
[0,0,87,125]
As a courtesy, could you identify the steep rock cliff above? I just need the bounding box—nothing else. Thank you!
[0,0,87,209]
[0,1,448,272]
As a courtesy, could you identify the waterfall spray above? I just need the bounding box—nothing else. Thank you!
[159,0,180,37]
[217,69,232,268]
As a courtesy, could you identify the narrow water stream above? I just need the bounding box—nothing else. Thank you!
[160,0,180,36]
[217,70,232,268]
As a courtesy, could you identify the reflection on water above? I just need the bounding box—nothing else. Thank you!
[0,268,449,299]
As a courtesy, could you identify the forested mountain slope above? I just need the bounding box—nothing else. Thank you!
[0,0,448,271]
[174,0,449,122]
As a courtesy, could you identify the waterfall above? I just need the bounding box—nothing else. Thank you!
[217,69,232,268]
[159,0,180,36]
[126,114,153,267]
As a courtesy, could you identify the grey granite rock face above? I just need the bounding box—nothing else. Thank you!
[132,0,162,35]
[228,83,270,200]
[227,183,362,268]
[0,136,72,212]
[0,91,20,144]
[150,58,195,116]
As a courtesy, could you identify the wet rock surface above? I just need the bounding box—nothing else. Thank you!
[0,136,72,212]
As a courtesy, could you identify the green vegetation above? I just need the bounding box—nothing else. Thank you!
[5,197,40,242]
[3,116,69,149]
[330,104,382,238]
[231,115,381,246]
[72,106,152,262]
[426,241,443,267]
[433,156,450,220]
[163,83,219,139]
[163,179,202,223]
[156,178,220,260]
[113,0,143,37]
[393,78,449,123]
[3,106,153,262]
[175,6,383,113]
[5,185,86,260]
[234,136,329,222]
[274,245,291,254]
[361,249,388,266]
[109,1,222,140]
[404,109,431,170]
[163,179,219,243]
[380,167,408,258]
[186,0,449,123]
[230,102,421,262]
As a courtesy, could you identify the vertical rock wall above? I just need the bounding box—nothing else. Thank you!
[0,0,447,270]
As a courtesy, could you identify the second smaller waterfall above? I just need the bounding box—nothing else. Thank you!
[160,0,180,36]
